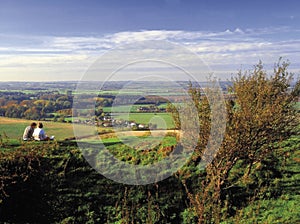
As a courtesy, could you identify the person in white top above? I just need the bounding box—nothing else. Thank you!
[33,122,50,141]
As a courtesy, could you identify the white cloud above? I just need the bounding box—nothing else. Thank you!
[0,28,299,81]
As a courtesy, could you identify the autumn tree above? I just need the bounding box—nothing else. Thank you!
[179,60,299,223]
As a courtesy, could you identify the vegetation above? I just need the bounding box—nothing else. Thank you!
[113,113,175,129]
[0,117,102,141]
[177,61,299,223]
[0,61,299,223]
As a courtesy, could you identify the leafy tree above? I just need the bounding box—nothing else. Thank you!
[180,61,299,223]
[24,107,41,120]
[166,102,181,129]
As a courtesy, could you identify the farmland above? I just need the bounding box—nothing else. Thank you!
[0,81,179,131]
[0,116,177,144]
[0,70,299,224]
[112,112,175,129]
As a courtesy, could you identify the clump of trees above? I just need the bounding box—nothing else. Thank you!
[0,92,73,120]
[0,91,118,121]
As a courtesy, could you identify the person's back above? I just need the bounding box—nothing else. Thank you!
[33,123,49,141]
[23,122,37,141]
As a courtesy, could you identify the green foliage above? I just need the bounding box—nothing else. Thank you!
[231,195,300,224]
[0,130,299,223]
[174,60,300,223]
[181,208,198,224]
[0,141,187,223]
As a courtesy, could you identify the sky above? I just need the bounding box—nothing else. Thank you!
[0,0,300,81]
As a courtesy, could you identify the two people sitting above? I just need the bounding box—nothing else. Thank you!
[23,122,54,141]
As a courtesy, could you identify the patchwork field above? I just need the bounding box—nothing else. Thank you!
[0,117,177,143]
[112,113,175,129]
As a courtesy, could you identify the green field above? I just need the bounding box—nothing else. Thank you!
[0,116,175,142]
[112,113,175,129]
[103,104,146,113]
[103,104,169,113]
[0,117,96,141]
[0,117,73,141]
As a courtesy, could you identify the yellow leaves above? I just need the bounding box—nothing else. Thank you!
[33,99,48,106]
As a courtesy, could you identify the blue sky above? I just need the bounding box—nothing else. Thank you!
[0,0,300,81]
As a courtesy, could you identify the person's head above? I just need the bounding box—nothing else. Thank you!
[30,122,37,128]
[38,123,43,129]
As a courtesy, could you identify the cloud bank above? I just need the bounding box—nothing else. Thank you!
[0,27,299,81]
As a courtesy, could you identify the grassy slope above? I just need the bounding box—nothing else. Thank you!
[223,135,300,224]
[0,117,95,141]
[1,116,298,223]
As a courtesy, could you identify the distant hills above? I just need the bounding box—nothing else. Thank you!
[0,81,233,91]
